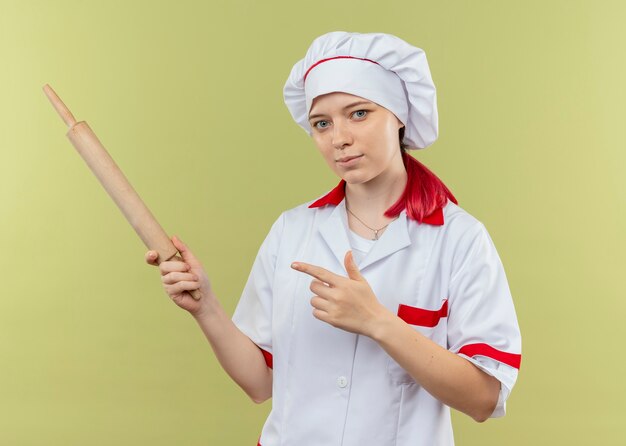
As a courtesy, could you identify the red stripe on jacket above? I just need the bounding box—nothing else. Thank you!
[458,343,522,369]
[260,347,273,369]
[397,302,521,369]
[397,300,448,327]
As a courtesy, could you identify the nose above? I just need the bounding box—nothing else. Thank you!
[331,120,353,149]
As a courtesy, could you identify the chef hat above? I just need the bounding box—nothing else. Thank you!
[283,31,439,150]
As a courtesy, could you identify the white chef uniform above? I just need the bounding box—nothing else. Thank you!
[232,180,521,446]
[233,30,522,445]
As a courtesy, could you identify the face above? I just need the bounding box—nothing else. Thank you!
[308,92,405,186]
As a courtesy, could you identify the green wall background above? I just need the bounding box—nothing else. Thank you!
[1,0,624,444]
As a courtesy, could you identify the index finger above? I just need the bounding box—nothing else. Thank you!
[159,259,190,275]
[291,262,342,287]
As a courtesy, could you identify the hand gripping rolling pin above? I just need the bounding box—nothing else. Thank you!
[43,84,201,300]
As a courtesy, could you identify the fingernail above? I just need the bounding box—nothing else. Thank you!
[291,263,299,269]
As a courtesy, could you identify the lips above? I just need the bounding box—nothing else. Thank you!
[337,155,363,163]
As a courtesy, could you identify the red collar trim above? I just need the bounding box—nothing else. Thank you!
[308,179,446,226]
[308,180,347,208]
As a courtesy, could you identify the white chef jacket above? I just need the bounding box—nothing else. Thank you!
[232,182,522,446]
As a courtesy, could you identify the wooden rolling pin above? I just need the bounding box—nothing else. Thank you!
[43,84,201,300]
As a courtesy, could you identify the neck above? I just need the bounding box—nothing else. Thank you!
[344,154,407,219]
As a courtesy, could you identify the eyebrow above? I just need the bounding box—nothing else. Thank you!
[308,100,374,121]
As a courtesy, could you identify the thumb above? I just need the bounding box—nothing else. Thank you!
[172,235,197,264]
[344,250,363,281]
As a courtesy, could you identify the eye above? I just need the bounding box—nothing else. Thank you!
[313,120,330,130]
[352,110,368,119]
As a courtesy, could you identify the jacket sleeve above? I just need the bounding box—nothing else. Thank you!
[231,212,286,369]
[447,222,522,418]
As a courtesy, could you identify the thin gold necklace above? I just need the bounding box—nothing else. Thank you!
[345,202,400,240]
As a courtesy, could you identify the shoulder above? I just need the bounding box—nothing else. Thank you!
[281,192,334,222]
[437,200,494,265]
[441,200,486,237]
[439,201,507,278]
[261,198,321,243]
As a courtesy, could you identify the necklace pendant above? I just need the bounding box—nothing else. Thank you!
[373,230,379,241]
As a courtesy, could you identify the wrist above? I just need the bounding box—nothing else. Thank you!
[191,291,221,320]
[367,306,398,342]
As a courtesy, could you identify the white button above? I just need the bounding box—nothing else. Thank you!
[337,376,348,388]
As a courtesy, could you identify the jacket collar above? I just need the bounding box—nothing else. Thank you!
[308,179,446,226]
[317,197,411,271]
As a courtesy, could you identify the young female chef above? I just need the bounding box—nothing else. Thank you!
[145,31,522,446]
